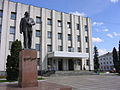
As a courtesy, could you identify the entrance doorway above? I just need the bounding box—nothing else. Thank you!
[58,59,63,71]
[68,59,74,70]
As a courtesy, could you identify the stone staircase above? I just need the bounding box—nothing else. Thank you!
[50,71,96,77]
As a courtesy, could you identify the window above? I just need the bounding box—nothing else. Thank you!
[86,60,89,66]
[85,37,88,42]
[86,48,89,53]
[58,20,62,27]
[58,46,63,51]
[110,61,112,64]
[36,17,41,24]
[77,35,80,42]
[77,24,80,30]
[68,47,72,52]
[35,44,40,51]
[47,18,52,25]
[101,63,102,65]
[47,31,52,38]
[77,47,81,52]
[10,26,15,34]
[36,30,41,37]
[85,25,88,31]
[68,34,72,41]
[11,12,16,20]
[67,22,71,28]
[9,41,13,50]
[0,10,3,17]
[58,33,62,39]
[47,45,52,52]
[37,58,40,66]
[0,25,1,33]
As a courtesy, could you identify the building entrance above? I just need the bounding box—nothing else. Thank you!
[58,59,63,71]
[68,59,74,70]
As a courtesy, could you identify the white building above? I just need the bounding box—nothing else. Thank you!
[98,52,114,71]
[0,0,94,74]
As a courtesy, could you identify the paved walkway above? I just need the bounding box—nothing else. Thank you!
[0,81,72,90]
[45,75,120,90]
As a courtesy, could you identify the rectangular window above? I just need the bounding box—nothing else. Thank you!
[67,22,71,28]
[0,25,1,33]
[77,47,81,52]
[47,45,52,52]
[36,30,41,37]
[58,20,62,27]
[68,47,72,52]
[0,10,3,17]
[47,31,52,38]
[36,16,41,24]
[9,41,13,50]
[68,34,72,41]
[85,25,88,31]
[11,12,16,20]
[47,18,52,25]
[35,44,40,51]
[77,35,80,42]
[86,48,89,53]
[58,46,63,51]
[85,36,88,42]
[86,60,89,66]
[10,26,15,34]
[77,24,80,30]
[58,33,62,39]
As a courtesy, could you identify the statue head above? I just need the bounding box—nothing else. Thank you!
[24,11,30,17]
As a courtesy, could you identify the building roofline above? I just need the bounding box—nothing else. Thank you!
[9,0,89,18]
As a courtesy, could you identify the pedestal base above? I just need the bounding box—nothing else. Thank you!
[18,49,38,88]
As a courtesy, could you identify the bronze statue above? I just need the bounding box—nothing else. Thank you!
[20,12,35,49]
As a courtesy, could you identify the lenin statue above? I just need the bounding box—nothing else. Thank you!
[20,12,35,49]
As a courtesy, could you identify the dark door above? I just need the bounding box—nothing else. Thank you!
[58,59,63,71]
[68,59,74,70]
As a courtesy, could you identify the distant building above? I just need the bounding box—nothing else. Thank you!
[98,52,114,71]
[0,0,94,73]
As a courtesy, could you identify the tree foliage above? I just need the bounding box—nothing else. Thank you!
[112,47,120,73]
[94,46,99,72]
[6,40,22,81]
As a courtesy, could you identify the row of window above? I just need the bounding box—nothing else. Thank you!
[100,66,113,70]
[99,57,112,61]
[9,27,88,42]
[0,10,88,30]
[100,61,112,65]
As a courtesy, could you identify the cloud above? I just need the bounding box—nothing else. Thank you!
[107,32,120,38]
[113,32,120,36]
[110,0,120,3]
[92,37,103,43]
[93,22,104,26]
[69,11,86,17]
[107,34,113,38]
[102,28,109,32]
[98,49,108,56]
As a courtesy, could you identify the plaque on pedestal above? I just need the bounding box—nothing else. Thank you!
[18,49,38,88]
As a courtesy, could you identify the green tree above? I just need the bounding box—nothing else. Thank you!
[6,40,22,81]
[94,46,99,72]
[112,47,119,73]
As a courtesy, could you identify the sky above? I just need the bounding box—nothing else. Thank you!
[11,0,120,55]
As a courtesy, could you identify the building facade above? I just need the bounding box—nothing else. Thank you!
[0,0,94,72]
[98,52,114,71]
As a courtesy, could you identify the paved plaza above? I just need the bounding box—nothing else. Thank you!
[45,75,120,90]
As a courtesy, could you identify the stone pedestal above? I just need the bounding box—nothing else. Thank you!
[18,49,38,88]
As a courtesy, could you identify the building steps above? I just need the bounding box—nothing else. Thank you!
[49,71,96,77]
